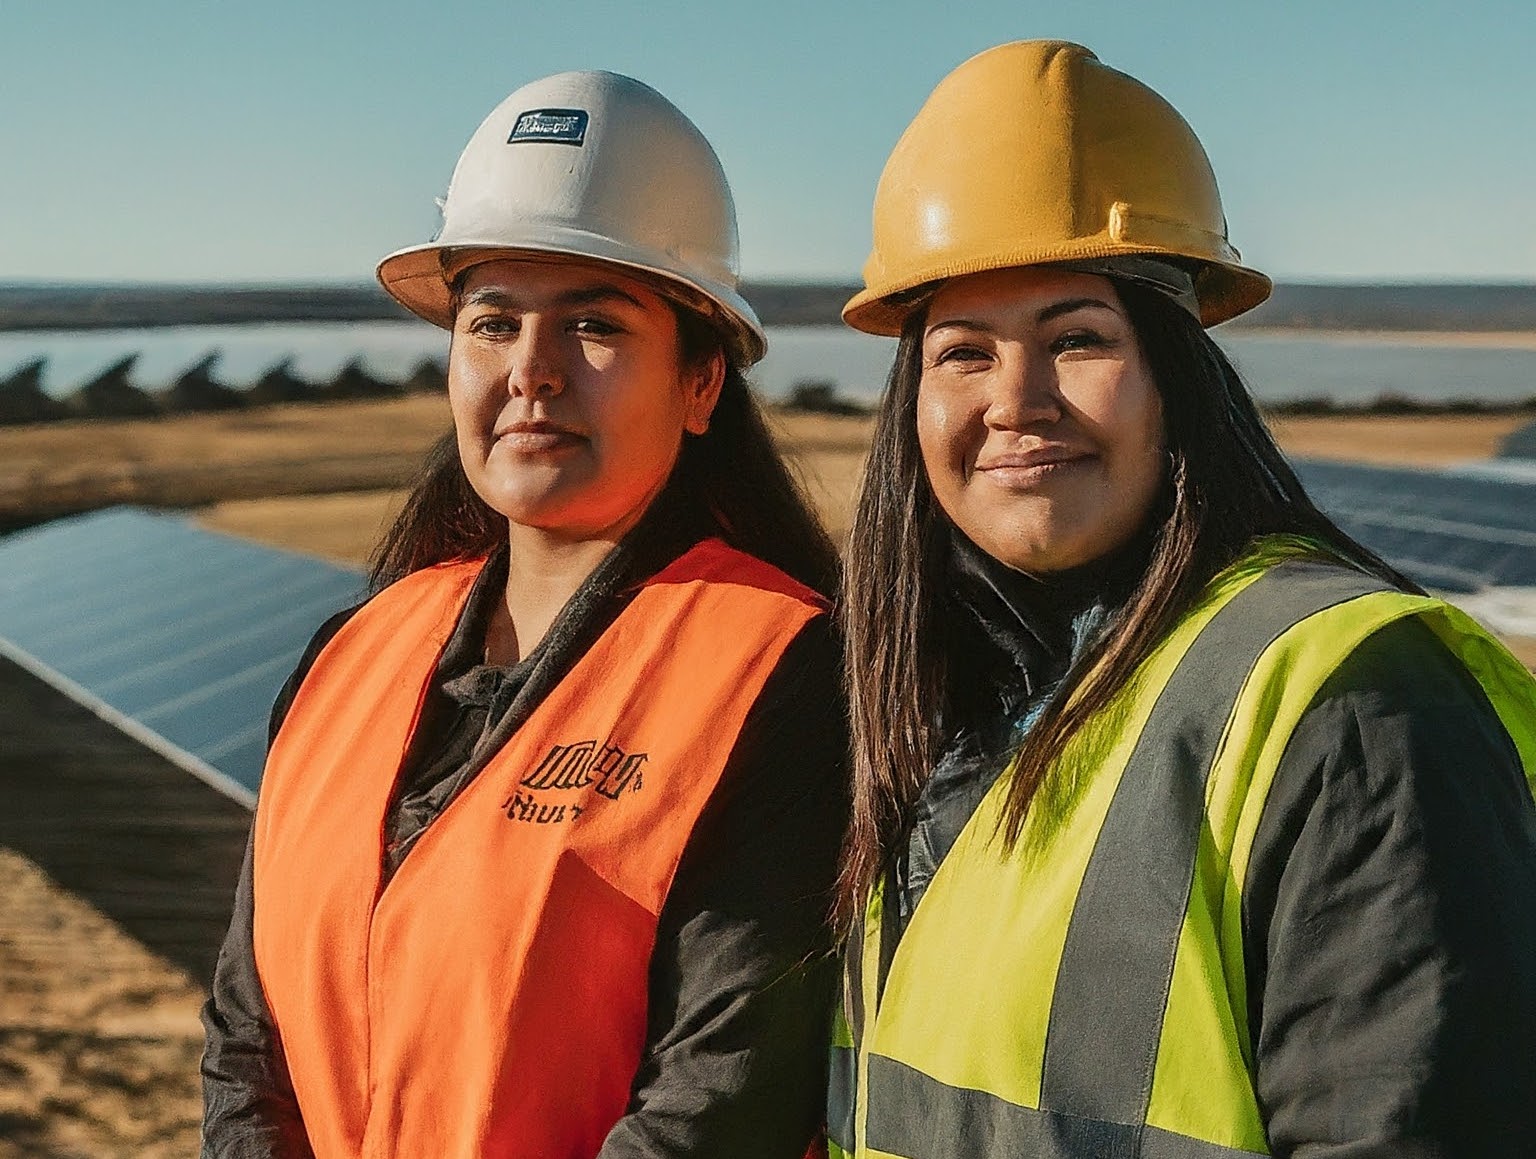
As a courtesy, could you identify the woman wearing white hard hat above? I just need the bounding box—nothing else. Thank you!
[830,41,1536,1157]
[201,71,845,1158]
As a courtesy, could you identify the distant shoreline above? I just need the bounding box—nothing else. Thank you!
[5,281,1536,334]
[1223,327,1536,350]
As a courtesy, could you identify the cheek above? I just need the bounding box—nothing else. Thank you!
[446,346,503,433]
[588,368,691,476]
[1113,373,1165,469]
[1101,371,1166,519]
[1063,359,1163,456]
[915,382,971,486]
[597,362,684,434]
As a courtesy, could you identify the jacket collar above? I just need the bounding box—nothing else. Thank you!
[947,527,1151,705]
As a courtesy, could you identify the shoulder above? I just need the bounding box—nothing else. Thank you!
[1261,612,1528,825]
[366,556,487,610]
[696,614,847,832]
[1243,613,1536,1148]
[265,558,492,743]
[1245,614,1534,938]
[266,601,365,747]
[668,611,849,905]
[648,538,830,613]
[1317,613,1494,710]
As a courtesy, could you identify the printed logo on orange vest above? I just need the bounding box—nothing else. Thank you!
[500,740,648,825]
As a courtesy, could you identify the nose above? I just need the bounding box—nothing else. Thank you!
[982,345,1061,431]
[505,316,565,400]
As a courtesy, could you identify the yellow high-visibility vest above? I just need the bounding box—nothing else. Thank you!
[832,539,1536,1158]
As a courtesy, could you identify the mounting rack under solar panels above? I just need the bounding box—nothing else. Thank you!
[1293,458,1536,602]
[0,507,364,803]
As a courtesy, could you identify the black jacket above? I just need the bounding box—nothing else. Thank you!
[896,537,1536,1157]
[200,498,850,1159]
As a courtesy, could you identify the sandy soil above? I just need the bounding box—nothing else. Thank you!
[1228,327,1536,351]
[6,397,1529,528]
[184,406,1536,566]
[0,396,452,525]
[0,850,204,1159]
[203,489,408,567]
[194,409,881,562]
[0,396,452,475]
[1265,411,1533,466]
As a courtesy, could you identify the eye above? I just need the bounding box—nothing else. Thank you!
[467,313,518,337]
[930,343,991,367]
[571,315,623,338]
[1049,328,1112,354]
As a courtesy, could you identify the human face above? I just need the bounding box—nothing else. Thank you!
[449,258,723,541]
[916,266,1166,574]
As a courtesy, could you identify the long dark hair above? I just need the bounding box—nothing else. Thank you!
[835,281,1418,929]
[370,307,840,596]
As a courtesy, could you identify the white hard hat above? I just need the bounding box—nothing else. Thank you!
[377,70,766,366]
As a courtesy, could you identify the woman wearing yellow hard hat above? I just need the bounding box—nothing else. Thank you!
[200,70,846,1158]
[831,40,1536,1157]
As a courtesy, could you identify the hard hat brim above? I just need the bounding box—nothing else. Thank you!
[841,245,1273,335]
[377,236,767,367]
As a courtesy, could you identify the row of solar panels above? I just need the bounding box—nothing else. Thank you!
[1,460,1533,801]
[1293,459,1536,592]
[0,508,363,799]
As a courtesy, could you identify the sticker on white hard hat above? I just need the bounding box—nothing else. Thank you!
[507,109,589,146]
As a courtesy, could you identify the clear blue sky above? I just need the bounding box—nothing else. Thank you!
[2,0,1532,284]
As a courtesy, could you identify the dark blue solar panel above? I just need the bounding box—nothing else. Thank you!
[1293,458,1536,593]
[1499,419,1536,461]
[0,507,364,798]
[3,469,1527,801]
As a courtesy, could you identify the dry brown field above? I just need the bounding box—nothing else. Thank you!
[2,399,1534,1155]
[1264,411,1535,467]
[0,850,205,1159]
[4,400,1530,543]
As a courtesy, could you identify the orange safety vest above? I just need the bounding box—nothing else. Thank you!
[252,538,826,1158]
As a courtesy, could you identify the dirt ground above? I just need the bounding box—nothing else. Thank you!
[2,399,1535,1154]
[5,397,1529,534]
[0,850,205,1159]
[0,396,452,526]
[1264,411,1534,466]
[191,408,878,561]
[192,408,1536,559]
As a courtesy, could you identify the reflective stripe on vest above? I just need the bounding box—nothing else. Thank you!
[841,542,1536,1158]
[253,539,825,1159]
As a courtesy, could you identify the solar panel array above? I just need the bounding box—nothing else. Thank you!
[2,466,1532,806]
[1500,418,1536,461]
[1294,458,1536,594]
[0,507,363,800]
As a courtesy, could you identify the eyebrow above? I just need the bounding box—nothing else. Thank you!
[926,296,1119,336]
[1037,296,1117,324]
[461,284,649,312]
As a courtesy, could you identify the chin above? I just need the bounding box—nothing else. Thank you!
[981,529,1100,575]
[467,483,553,526]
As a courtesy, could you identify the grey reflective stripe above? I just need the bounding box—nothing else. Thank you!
[1039,559,1391,1125]
[829,1044,857,1151]
[865,1054,1265,1159]
[848,913,867,1041]
[878,861,901,1006]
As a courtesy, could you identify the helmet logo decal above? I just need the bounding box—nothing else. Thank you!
[507,108,589,146]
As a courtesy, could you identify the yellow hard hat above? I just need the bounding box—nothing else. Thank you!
[843,40,1272,333]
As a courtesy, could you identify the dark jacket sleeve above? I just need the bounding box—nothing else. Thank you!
[598,615,851,1159]
[199,606,358,1159]
[1243,616,1536,1158]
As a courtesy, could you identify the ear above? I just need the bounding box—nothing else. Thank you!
[681,349,727,436]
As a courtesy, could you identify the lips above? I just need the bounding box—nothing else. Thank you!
[493,418,587,453]
[975,444,1092,472]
